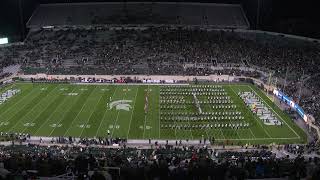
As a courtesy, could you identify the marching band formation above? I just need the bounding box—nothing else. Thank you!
[160,85,250,130]
[239,91,283,126]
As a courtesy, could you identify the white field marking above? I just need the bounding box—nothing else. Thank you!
[111,85,130,137]
[0,85,40,121]
[95,86,117,137]
[8,85,60,133]
[48,86,91,136]
[208,100,226,139]
[66,93,78,96]
[249,128,257,139]
[73,83,190,86]
[228,85,251,139]
[62,86,98,137]
[127,87,139,139]
[233,86,272,138]
[214,137,300,141]
[205,129,210,142]
[174,120,177,140]
[142,85,149,139]
[0,122,9,127]
[79,91,105,137]
[34,86,77,135]
[219,127,226,140]
[143,115,147,139]
[185,91,194,140]
[248,85,300,138]
[20,85,64,133]
[23,122,35,127]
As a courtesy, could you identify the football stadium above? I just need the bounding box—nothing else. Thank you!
[0,82,306,145]
[0,1,320,179]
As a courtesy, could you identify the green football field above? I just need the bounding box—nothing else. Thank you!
[0,82,306,145]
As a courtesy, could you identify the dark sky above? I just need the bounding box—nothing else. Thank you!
[0,0,319,41]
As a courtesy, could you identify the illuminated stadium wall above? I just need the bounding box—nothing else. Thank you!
[273,89,308,122]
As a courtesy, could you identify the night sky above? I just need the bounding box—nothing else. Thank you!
[0,0,319,41]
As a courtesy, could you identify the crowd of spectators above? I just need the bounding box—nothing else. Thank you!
[6,27,317,78]
[0,143,320,179]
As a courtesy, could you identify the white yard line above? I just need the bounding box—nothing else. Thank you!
[20,84,63,133]
[127,87,138,139]
[228,85,248,139]
[143,116,147,139]
[219,129,226,140]
[47,86,89,136]
[48,87,87,137]
[7,85,59,132]
[111,85,129,137]
[95,86,117,137]
[249,128,257,139]
[142,85,150,139]
[33,86,77,135]
[62,86,97,137]
[79,91,104,137]
[248,85,300,138]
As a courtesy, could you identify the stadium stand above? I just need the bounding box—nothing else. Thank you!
[0,142,319,179]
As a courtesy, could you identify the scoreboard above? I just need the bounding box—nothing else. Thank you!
[0,38,8,45]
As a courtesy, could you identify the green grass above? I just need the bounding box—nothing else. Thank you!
[0,82,307,145]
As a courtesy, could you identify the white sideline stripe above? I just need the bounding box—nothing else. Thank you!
[127,88,138,139]
[214,137,300,141]
[79,88,104,137]
[34,86,77,135]
[8,85,59,132]
[248,86,300,139]
[95,86,117,137]
[62,86,97,137]
[111,85,130,137]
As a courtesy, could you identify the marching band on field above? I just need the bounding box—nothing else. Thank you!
[159,85,250,130]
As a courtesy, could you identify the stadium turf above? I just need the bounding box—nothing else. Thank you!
[0,82,306,145]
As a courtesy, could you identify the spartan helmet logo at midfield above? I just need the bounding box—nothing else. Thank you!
[109,100,133,111]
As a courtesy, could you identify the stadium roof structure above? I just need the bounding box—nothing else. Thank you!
[26,2,250,29]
